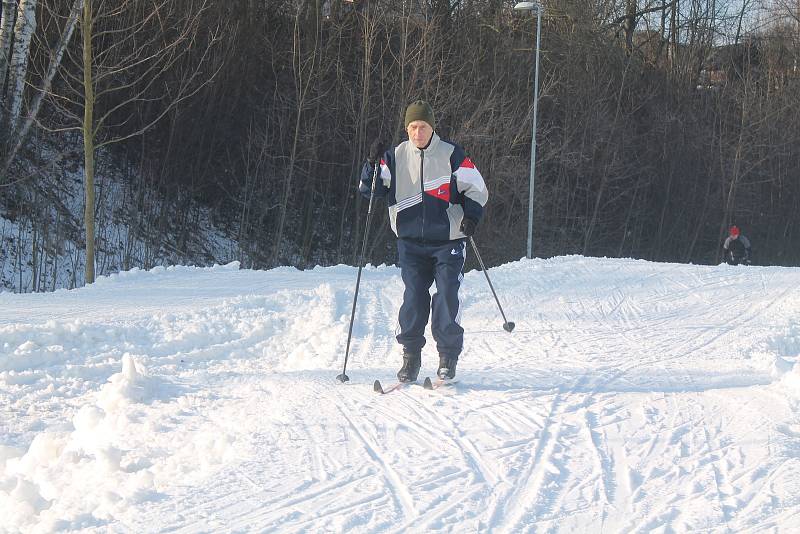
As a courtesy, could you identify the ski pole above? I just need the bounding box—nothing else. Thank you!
[469,237,515,332]
[337,163,380,383]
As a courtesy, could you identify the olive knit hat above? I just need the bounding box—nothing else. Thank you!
[404,100,435,129]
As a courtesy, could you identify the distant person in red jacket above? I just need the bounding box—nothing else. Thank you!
[723,226,752,265]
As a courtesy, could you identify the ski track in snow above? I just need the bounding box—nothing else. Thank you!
[2,257,800,532]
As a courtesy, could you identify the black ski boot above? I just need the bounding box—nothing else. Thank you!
[437,355,458,380]
[397,350,421,382]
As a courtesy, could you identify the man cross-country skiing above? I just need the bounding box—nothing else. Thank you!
[359,100,489,382]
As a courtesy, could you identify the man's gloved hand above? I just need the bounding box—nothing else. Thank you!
[460,217,477,237]
[368,139,389,165]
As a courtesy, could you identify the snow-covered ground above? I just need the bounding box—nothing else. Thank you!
[1,256,800,532]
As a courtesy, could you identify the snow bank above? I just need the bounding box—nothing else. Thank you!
[2,257,800,532]
[0,355,235,532]
[783,362,800,394]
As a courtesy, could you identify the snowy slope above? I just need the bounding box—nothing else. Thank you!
[1,256,800,532]
[1,137,240,293]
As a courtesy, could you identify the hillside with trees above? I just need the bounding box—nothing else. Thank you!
[1,0,799,292]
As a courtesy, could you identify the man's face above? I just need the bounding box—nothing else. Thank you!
[407,120,433,149]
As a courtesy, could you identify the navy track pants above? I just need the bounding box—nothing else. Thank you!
[396,238,466,358]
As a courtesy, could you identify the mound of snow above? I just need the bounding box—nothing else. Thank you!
[97,354,161,413]
[783,362,800,394]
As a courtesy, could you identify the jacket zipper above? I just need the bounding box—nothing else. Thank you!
[420,149,425,241]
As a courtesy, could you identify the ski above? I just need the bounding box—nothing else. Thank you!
[423,376,456,390]
[373,379,409,394]
[423,376,439,390]
[373,377,455,393]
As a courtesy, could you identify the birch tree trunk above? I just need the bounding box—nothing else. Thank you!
[5,0,35,132]
[82,0,95,284]
[1,0,82,177]
[0,0,16,103]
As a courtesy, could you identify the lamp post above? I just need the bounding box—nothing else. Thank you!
[514,1,542,260]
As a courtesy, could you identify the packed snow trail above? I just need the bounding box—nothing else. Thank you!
[1,257,800,532]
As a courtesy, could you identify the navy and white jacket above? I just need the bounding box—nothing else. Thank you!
[359,133,489,243]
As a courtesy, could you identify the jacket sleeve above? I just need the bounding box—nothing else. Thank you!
[451,148,488,222]
[722,236,732,250]
[358,154,391,199]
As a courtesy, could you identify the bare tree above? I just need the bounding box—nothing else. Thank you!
[81,0,95,283]
[268,3,325,267]
[3,0,35,133]
[44,0,220,283]
[1,0,82,178]
[0,0,16,98]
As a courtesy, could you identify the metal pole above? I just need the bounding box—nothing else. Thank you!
[527,6,541,260]
[469,237,515,333]
[336,164,380,383]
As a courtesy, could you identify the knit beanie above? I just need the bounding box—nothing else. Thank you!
[404,100,435,129]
